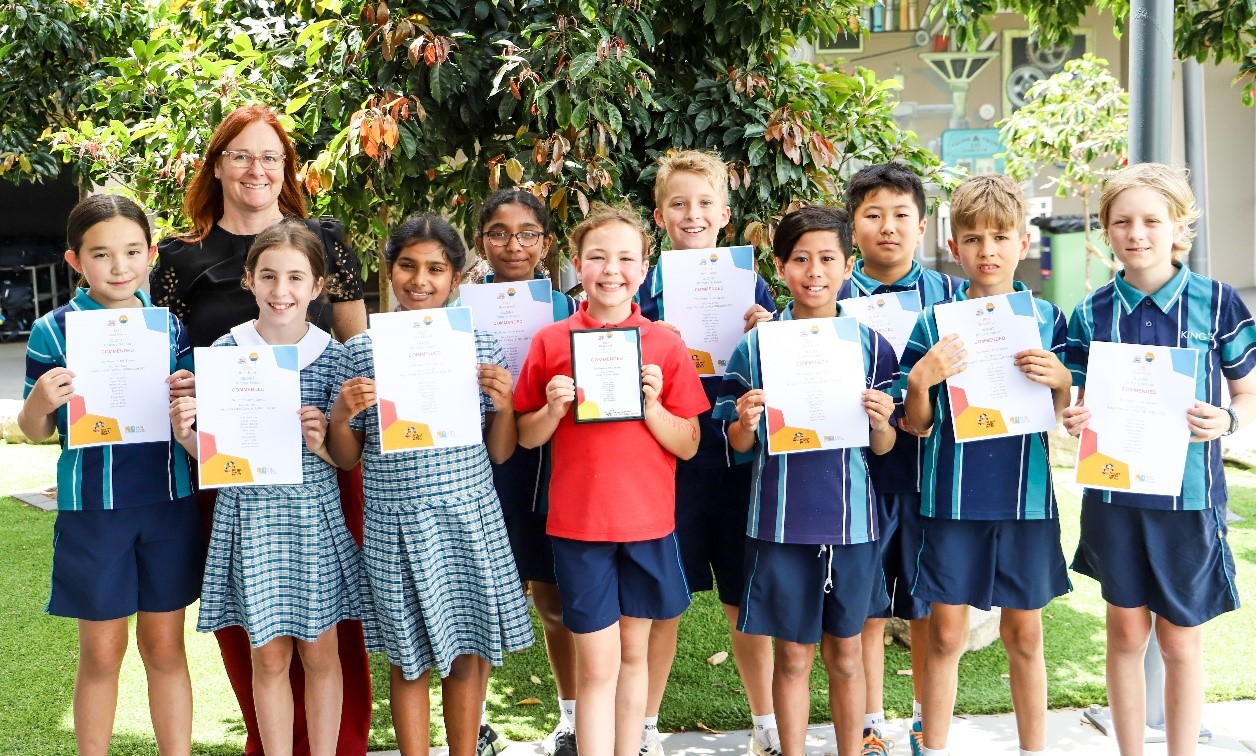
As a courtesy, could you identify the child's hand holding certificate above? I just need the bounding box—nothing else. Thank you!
[757,317,870,453]
[932,291,1056,442]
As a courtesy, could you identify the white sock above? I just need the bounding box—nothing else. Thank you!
[481,701,488,727]
[912,700,923,724]
[559,699,576,729]
[1019,750,1044,756]
[864,711,886,731]
[643,715,659,735]
[752,713,778,741]
[921,748,947,756]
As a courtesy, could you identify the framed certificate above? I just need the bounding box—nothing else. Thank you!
[758,317,870,453]
[370,307,483,453]
[570,327,644,423]
[65,308,174,448]
[194,344,303,488]
[1074,341,1197,496]
[933,291,1057,442]
[660,246,756,375]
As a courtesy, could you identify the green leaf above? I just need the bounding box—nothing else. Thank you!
[605,103,623,134]
[568,52,597,81]
[286,94,312,115]
[747,139,768,166]
[571,100,590,127]
[555,93,573,128]
[694,111,714,134]
[429,65,447,103]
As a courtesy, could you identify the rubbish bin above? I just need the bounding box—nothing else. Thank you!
[1031,215,1113,318]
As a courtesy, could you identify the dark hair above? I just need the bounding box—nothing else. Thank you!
[478,188,550,233]
[843,162,927,220]
[385,214,467,271]
[181,104,306,242]
[243,220,328,302]
[67,194,152,253]
[772,205,852,263]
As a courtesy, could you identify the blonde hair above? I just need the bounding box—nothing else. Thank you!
[949,174,1028,236]
[652,149,730,209]
[1099,162,1200,260]
[568,203,654,260]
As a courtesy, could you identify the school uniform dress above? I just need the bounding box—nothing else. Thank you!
[342,328,533,680]
[838,260,963,620]
[1065,264,1255,626]
[197,323,364,645]
[897,281,1071,611]
[638,262,779,607]
[712,302,899,642]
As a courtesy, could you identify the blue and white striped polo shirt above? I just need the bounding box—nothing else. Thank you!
[713,302,899,545]
[897,281,1066,520]
[23,288,194,511]
[839,259,963,494]
[1065,264,1256,511]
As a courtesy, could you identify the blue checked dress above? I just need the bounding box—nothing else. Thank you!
[197,330,365,646]
[342,328,534,680]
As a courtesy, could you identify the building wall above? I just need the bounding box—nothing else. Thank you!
[813,8,1256,290]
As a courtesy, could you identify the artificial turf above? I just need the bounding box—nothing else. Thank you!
[2,441,1253,753]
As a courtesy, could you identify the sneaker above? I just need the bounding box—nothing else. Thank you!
[908,722,924,756]
[750,727,782,756]
[639,730,663,756]
[544,724,578,756]
[478,724,504,756]
[861,727,894,756]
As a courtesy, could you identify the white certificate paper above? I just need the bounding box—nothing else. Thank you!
[65,308,173,448]
[370,307,482,452]
[933,291,1056,442]
[571,328,644,423]
[757,317,869,454]
[1075,341,1197,496]
[660,246,756,376]
[195,345,302,488]
[840,291,921,360]
[458,279,555,379]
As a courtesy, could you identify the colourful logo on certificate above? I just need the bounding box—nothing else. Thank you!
[709,252,719,262]
[765,405,822,453]
[1075,428,1131,489]
[378,398,436,450]
[507,287,517,296]
[66,394,123,446]
[948,386,1009,439]
[197,431,255,486]
[689,349,716,375]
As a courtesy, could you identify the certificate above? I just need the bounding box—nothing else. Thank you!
[194,345,302,488]
[660,246,756,376]
[65,308,173,448]
[570,327,644,423]
[840,291,921,359]
[370,307,482,452]
[757,317,869,454]
[458,279,555,379]
[933,291,1056,442]
[1074,341,1197,496]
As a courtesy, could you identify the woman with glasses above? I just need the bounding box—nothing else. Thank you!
[150,104,371,756]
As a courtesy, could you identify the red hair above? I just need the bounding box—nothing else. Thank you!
[181,104,307,241]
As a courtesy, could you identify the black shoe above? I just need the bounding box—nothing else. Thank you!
[478,724,504,756]
[545,725,578,756]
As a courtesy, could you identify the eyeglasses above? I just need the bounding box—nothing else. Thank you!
[483,230,545,247]
[220,150,286,170]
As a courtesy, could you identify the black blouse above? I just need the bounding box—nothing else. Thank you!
[151,218,365,348]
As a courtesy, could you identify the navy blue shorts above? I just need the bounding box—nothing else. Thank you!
[870,493,931,621]
[1072,496,1239,627]
[912,517,1069,611]
[48,497,205,621]
[739,538,888,643]
[551,534,691,634]
[494,449,557,584]
[674,463,752,606]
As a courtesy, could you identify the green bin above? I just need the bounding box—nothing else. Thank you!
[1033,215,1113,318]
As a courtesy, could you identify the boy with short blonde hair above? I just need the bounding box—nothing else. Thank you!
[639,149,781,756]
[899,174,1072,756]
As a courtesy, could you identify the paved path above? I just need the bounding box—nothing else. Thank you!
[368,701,1256,755]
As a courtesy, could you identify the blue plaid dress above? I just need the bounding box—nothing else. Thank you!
[342,329,534,680]
[198,333,365,646]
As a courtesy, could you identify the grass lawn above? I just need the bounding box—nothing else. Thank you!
[2,440,1254,753]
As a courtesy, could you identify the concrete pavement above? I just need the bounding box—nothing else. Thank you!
[368,701,1256,755]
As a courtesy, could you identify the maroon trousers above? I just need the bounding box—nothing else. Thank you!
[198,465,372,756]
